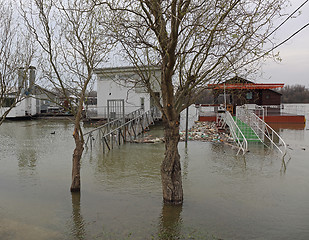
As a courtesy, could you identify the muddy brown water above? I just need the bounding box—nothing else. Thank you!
[0,104,309,239]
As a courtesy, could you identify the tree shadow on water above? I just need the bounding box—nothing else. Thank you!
[157,204,183,240]
[156,203,223,240]
[70,192,86,240]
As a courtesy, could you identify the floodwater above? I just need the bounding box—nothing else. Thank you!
[0,104,309,240]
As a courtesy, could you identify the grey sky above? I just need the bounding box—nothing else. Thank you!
[260,0,309,87]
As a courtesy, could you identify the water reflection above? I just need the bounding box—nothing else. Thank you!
[158,204,183,240]
[12,123,40,183]
[70,192,86,240]
[18,149,37,170]
[17,148,38,185]
[91,143,163,193]
[208,141,285,176]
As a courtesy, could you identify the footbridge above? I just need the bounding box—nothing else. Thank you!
[84,108,160,153]
[220,105,287,161]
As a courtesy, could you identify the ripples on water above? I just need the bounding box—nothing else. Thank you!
[0,115,309,239]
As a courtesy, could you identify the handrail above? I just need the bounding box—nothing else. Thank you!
[237,105,287,160]
[224,111,248,155]
[84,108,157,152]
[84,117,121,136]
[252,113,287,156]
[101,110,152,138]
[84,108,143,136]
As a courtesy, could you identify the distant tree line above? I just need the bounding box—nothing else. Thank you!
[278,85,309,103]
[195,89,214,104]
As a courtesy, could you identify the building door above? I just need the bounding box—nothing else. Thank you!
[107,99,125,121]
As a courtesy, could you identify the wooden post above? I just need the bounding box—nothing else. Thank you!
[185,106,189,146]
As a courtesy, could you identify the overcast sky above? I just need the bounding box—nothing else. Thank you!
[260,0,309,87]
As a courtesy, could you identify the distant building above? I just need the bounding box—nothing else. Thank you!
[1,67,39,119]
[0,66,61,119]
[209,76,284,114]
[198,77,305,125]
[33,86,59,113]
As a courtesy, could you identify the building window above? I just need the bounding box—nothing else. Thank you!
[246,92,253,100]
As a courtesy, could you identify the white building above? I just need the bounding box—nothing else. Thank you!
[0,96,38,118]
[0,67,40,119]
[94,66,161,119]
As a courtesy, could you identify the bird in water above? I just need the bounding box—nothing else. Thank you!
[51,131,55,134]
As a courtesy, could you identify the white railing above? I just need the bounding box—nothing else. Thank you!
[84,105,143,119]
[253,113,287,154]
[196,104,217,116]
[236,106,264,142]
[260,104,305,116]
[237,105,287,160]
[224,111,248,155]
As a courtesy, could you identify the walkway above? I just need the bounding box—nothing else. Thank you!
[84,108,160,152]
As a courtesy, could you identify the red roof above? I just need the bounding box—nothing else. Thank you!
[208,83,284,90]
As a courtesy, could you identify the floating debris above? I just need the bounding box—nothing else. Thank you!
[132,121,235,145]
[179,121,234,144]
[131,136,164,143]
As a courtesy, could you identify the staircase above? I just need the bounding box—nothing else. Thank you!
[236,105,287,162]
[232,117,261,142]
[222,105,287,162]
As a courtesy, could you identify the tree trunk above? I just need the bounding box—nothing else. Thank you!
[70,127,84,192]
[161,119,183,205]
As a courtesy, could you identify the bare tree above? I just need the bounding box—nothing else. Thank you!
[98,0,288,204]
[0,0,34,124]
[21,0,112,191]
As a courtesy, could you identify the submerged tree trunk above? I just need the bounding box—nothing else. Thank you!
[70,112,84,192]
[70,88,86,192]
[161,117,183,205]
[70,126,84,192]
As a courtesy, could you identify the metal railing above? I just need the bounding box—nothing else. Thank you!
[84,105,143,119]
[224,111,248,155]
[237,105,287,160]
[84,108,158,152]
[197,104,217,116]
[236,106,264,142]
